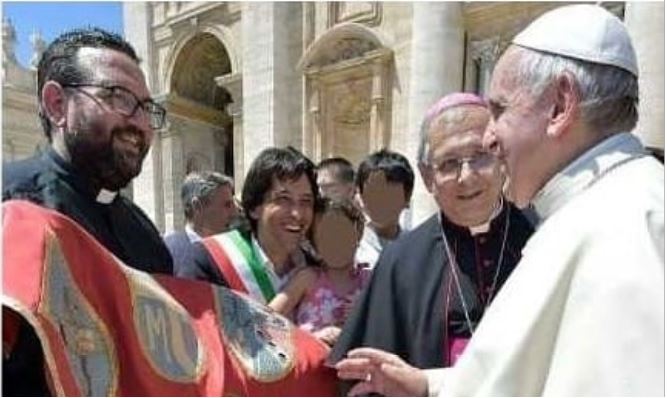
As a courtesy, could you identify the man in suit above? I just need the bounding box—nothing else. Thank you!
[165,171,236,274]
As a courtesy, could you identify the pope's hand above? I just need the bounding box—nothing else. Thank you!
[335,347,428,396]
[314,326,341,346]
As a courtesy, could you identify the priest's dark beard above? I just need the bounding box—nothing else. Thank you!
[66,126,148,192]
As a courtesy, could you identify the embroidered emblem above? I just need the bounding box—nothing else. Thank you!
[39,235,117,396]
[213,287,295,382]
[74,328,97,355]
[128,269,204,383]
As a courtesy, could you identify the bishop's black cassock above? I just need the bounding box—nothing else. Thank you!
[329,202,534,369]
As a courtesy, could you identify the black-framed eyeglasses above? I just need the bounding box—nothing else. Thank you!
[61,83,167,129]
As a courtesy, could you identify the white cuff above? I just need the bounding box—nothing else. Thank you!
[424,368,447,397]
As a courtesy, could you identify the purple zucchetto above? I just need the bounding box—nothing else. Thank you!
[423,92,487,128]
[418,93,488,165]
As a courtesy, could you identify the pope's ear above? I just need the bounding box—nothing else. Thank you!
[418,163,434,194]
[41,81,68,129]
[546,71,579,138]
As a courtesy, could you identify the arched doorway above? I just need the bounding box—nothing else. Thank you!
[161,32,235,231]
[170,33,233,175]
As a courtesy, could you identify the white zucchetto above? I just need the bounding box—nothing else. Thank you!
[513,5,638,77]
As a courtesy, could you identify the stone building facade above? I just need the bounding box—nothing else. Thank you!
[3,3,664,233]
[2,19,46,162]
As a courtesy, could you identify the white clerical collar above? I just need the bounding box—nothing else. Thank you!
[95,189,118,204]
[468,197,504,235]
[532,133,647,222]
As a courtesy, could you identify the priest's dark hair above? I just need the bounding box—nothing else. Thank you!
[37,27,140,141]
[357,149,415,201]
[241,146,320,232]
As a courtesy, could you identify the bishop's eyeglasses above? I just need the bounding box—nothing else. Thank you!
[433,151,496,180]
[61,82,167,129]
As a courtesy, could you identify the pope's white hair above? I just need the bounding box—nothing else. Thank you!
[512,45,639,136]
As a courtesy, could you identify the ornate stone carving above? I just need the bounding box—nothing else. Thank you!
[470,36,501,65]
[301,24,392,164]
[311,37,377,67]
[2,17,17,64]
[186,152,212,173]
[162,93,231,128]
[214,73,242,119]
[152,3,166,25]
[329,2,382,27]
[470,36,506,94]
[331,80,372,125]
[167,2,180,16]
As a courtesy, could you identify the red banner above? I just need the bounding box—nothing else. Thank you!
[2,200,337,396]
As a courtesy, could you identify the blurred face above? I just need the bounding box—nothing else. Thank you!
[198,185,236,236]
[317,168,355,201]
[313,210,361,270]
[360,171,407,229]
[62,47,155,191]
[421,105,503,227]
[251,174,315,258]
[484,47,552,208]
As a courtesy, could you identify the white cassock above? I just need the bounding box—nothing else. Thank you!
[427,133,664,396]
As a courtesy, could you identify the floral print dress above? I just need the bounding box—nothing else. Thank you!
[295,265,371,333]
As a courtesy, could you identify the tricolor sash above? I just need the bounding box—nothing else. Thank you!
[202,230,277,304]
[2,200,336,396]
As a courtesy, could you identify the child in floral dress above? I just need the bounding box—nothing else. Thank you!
[269,198,370,346]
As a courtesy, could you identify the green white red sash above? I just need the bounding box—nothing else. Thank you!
[202,230,277,304]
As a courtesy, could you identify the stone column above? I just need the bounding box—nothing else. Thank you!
[159,116,186,234]
[241,3,300,173]
[304,71,322,161]
[470,37,500,95]
[625,2,664,152]
[406,3,465,225]
[215,73,245,190]
[123,3,156,91]
[369,59,386,151]
[303,2,315,53]
[123,3,164,228]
